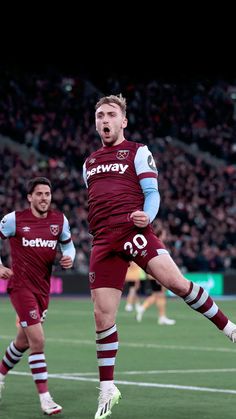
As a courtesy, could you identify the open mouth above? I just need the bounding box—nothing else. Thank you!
[103,127,110,133]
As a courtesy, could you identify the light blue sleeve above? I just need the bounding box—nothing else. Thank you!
[59,241,76,262]
[59,215,76,262]
[59,215,72,242]
[140,178,160,222]
[134,146,160,223]
[0,211,16,237]
[83,162,88,188]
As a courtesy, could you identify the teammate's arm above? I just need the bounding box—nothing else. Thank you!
[59,242,76,269]
[58,215,76,269]
[82,162,88,187]
[0,212,15,279]
[0,253,13,279]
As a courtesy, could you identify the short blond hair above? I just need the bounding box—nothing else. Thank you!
[95,94,127,116]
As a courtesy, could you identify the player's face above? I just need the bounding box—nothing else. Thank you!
[95,103,127,147]
[27,184,52,217]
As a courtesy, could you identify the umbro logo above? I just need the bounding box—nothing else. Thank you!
[22,226,31,232]
[89,158,96,164]
[141,250,147,257]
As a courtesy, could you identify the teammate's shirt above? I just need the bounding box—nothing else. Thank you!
[0,208,72,295]
[83,139,158,234]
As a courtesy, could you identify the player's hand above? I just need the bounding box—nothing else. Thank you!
[0,264,13,279]
[130,210,150,228]
[59,256,73,269]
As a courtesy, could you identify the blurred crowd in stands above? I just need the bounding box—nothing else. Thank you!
[0,67,235,273]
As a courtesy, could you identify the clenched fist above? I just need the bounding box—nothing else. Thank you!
[0,264,13,279]
[130,210,150,228]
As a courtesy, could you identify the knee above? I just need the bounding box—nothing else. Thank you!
[170,277,191,297]
[94,307,115,330]
[29,335,45,352]
[15,336,29,352]
[15,341,29,352]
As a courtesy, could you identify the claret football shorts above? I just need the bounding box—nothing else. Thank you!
[9,287,49,327]
[89,224,169,290]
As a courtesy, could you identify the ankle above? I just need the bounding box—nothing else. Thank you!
[100,380,114,391]
[223,320,236,336]
[0,372,6,381]
[39,391,50,402]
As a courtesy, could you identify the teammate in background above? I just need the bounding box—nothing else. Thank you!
[0,177,75,415]
[136,226,176,324]
[136,275,176,325]
[83,94,236,419]
[124,261,141,312]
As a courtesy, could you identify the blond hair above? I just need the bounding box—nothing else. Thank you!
[95,94,127,116]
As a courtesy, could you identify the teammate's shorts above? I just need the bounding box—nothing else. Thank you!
[127,281,136,288]
[9,287,49,328]
[150,279,162,292]
[89,224,169,291]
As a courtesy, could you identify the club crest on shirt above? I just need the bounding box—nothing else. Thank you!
[116,150,129,160]
[89,272,95,283]
[29,309,38,320]
[50,224,59,236]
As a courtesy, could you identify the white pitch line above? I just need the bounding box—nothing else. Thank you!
[116,368,236,375]
[9,371,236,395]
[1,335,236,353]
[59,368,236,376]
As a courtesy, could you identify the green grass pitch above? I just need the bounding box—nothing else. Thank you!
[0,296,236,418]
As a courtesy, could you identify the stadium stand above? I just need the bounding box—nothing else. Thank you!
[0,67,235,273]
